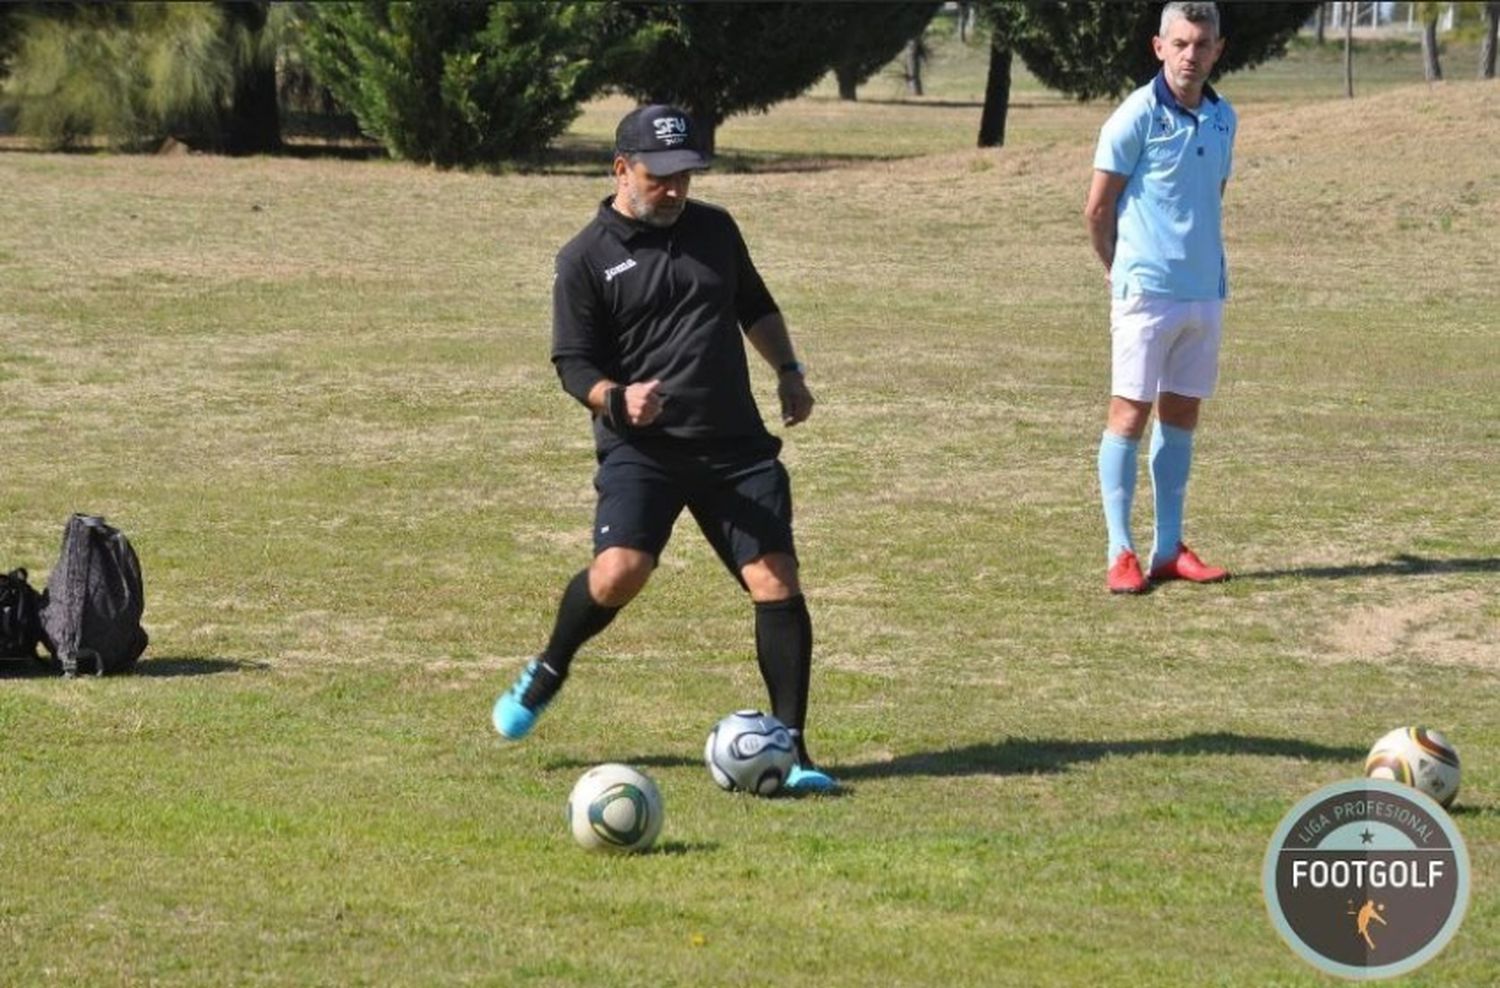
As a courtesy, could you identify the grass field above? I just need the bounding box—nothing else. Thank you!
[2,31,1498,987]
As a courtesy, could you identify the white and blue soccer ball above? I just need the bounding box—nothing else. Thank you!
[704,710,796,796]
[566,763,664,853]
[1364,726,1461,808]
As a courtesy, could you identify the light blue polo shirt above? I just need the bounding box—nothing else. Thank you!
[1094,71,1237,300]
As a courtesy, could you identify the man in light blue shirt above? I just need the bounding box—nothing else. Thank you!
[1084,1,1237,594]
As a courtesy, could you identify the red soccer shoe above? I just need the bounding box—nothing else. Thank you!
[1149,543,1230,584]
[1107,549,1149,594]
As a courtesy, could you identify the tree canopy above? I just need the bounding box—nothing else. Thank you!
[830,3,940,101]
[1012,1,1318,101]
[2,0,1325,164]
[972,1,1316,147]
[298,1,639,166]
[608,4,838,154]
[611,3,948,154]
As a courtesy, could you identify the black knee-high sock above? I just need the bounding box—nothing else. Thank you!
[541,569,621,679]
[754,594,813,763]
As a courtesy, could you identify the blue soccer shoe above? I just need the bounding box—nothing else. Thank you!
[493,659,559,741]
[784,763,839,794]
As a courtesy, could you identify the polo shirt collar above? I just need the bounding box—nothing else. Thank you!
[1153,69,1219,117]
[597,195,660,242]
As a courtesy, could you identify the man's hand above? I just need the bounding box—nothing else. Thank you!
[624,379,663,427]
[778,373,814,427]
[1085,169,1127,276]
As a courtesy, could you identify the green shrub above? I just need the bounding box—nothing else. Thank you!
[298,1,638,167]
[0,2,276,152]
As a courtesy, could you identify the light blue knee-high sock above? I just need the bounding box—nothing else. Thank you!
[1098,431,1139,562]
[1150,422,1195,566]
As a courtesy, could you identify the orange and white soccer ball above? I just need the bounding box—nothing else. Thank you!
[1364,726,1461,808]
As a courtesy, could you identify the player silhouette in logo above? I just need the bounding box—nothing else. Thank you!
[1348,898,1389,950]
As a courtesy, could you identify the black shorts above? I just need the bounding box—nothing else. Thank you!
[592,441,796,578]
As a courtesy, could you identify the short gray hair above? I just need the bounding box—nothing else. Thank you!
[1160,2,1219,38]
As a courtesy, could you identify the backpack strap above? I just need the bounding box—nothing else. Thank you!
[1,568,43,660]
[60,649,106,678]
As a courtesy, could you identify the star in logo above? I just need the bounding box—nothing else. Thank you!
[1361,828,1375,845]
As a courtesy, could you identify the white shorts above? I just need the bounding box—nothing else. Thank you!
[1110,295,1224,402]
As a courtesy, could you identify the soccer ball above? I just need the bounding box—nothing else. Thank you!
[1364,726,1461,808]
[704,709,797,796]
[566,763,664,853]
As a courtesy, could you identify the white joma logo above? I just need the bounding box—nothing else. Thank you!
[603,258,637,282]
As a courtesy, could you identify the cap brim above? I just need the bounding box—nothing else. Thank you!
[632,149,711,175]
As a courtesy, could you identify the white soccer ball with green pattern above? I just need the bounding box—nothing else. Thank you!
[566,763,664,853]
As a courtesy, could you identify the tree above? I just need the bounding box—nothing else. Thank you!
[903,34,929,96]
[1010,2,1319,102]
[1,1,281,153]
[610,4,896,154]
[974,2,1023,148]
[972,2,1315,149]
[1,5,25,84]
[1482,2,1499,79]
[829,3,939,101]
[1344,1,1354,98]
[217,2,281,154]
[298,1,637,166]
[1419,2,1444,81]
[977,42,1012,147]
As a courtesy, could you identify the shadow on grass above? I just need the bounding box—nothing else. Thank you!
[0,655,267,679]
[522,138,903,176]
[839,732,1364,781]
[0,134,900,175]
[1446,804,1494,818]
[709,151,904,174]
[0,134,387,161]
[1238,554,1500,582]
[0,658,55,679]
[274,141,388,162]
[134,656,270,677]
[547,754,852,799]
[844,97,1061,111]
[547,753,700,772]
[651,840,720,856]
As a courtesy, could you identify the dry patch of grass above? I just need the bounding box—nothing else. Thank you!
[1317,590,1500,669]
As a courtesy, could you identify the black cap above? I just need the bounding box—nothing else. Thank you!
[614,104,709,174]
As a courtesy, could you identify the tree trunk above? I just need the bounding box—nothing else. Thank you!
[958,1,971,43]
[1422,17,1443,81]
[835,64,859,101]
[1316,3,1326,45]
[670,96,719,157]
[1481,2,1499,79]
[904,38,925,97]
[691,107,720,158]
[222,58,282,154]
[1344,4,1355,98]
[977,43,1012,148]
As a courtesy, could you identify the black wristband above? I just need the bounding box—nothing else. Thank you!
[604,385,629,430]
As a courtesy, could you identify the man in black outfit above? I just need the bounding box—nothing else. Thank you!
[493,104,836,793]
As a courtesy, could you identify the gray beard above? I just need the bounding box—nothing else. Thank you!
[626,187,683,228]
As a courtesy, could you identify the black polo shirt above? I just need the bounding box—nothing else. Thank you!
[552,196,781,458]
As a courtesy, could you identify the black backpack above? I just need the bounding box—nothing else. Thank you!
[39,514,149,676]
[0,567,43,660]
